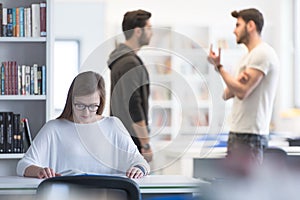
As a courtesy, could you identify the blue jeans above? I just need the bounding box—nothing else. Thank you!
[227,132,268,164]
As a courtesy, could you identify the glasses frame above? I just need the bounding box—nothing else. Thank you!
[73,103,100,112]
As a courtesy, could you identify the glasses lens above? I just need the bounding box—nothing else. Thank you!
[75,104,85,111]
[88,105,99,112]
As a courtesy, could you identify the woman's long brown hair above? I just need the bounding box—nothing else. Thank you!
[57,71,106,121]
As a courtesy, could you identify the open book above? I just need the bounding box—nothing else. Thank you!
[22,118,32,152]
[58,169,125,177]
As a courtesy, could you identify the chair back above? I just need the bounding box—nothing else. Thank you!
[36,175,141,200]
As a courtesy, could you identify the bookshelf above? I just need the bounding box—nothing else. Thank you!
[0,153,23,159]
[0,0,52,162]
[0,37,46,42]
[138,25,245,140]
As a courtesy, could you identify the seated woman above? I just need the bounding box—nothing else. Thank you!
[17,71,150,179]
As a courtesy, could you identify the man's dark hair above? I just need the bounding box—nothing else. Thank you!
[231,8,264,34]
[122,9,151,40]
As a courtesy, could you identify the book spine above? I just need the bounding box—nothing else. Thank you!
[24,8,27,37]
[31,4,40,38]
[5,112,13,153]
[7,8,13,37]
[2,7,7,37]
[0,63,1,95]
[24,118,32,143]
[0,3,2,37]
[20,119,25,152]
[12,8,16,37]
[13,61,17,95]
[37,66,42,95]
[4,61,8,95]
[21,64,26,95]
[10,61,15,95]
[1,62,4,95]
[0,64,1,95]
[19,7,24,37]
[26,7,31,37]
[17,65,21,95]
[7,61,12,95]
[12,114,20,153]
[15,8,19,37]
[0,112,5,153]
[22,118,32,152]
[33,64,38,94]
[9,61,13,95]
[40,2,46,37]
[41,65,46,95]
[30,65,34,95]
[25,65,31,95]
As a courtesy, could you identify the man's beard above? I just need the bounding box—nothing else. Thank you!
[139,30,150,46]
[237,26,250,45]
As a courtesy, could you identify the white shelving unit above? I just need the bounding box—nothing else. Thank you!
[0,37,46,42]
[0,95,46,100]
[139,25,245,140]
[0,153,24,159]
[0,0,53,168]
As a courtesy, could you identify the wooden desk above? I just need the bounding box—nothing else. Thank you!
[0,175,208,199]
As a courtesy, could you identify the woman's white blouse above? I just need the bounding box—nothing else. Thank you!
[17,116,149,176]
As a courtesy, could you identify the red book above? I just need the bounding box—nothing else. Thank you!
[8,61,13,95]
[4,62,9,95]
[40,2,46,37]
[12,61,18,95]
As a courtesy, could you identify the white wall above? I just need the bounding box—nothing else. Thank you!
[53,1,110,116]
[103,0,282,37]
[54,2,105,66]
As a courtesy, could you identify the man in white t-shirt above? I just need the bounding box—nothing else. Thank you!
[208,8,279,175]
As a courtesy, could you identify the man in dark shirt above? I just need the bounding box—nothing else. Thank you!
[107,9,153,162]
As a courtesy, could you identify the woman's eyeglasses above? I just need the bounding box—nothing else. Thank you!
[74,104,99,112]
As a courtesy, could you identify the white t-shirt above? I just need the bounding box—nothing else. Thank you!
[17,116,149,176]
[230,42,279,135]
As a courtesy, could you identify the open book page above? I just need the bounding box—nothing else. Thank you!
[58,169,125,177]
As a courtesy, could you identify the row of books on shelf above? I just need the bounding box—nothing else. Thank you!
[0,112,32,154]
[0,2,46,37]
[0,61,46,95]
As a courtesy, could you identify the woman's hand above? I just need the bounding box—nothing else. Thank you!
[126,166,145,179]
[24,165,61,179]
[37,167,61,179]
